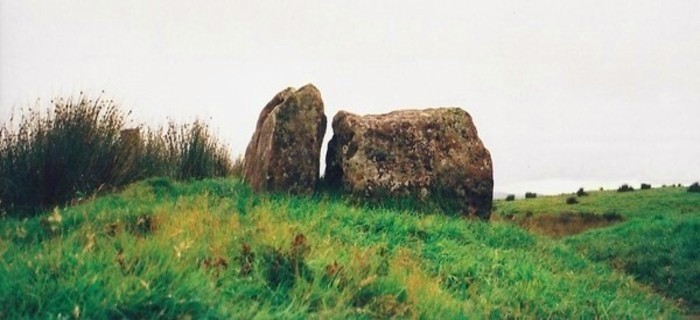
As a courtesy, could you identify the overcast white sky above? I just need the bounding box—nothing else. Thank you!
[1,0,699,194]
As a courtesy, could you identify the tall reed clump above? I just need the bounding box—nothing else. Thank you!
[138,121,233,180]
[0,94,233,216]
[0,96,133,214]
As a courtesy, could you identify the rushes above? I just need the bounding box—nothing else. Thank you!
[0,95,130,213]
[137,121,233,180]
[0,93,234,215]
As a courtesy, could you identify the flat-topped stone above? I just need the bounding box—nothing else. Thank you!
[324,108,493,219]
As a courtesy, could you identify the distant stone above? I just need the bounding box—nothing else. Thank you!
[243,84,327,194]
[325,108,493,219]
[119,128,141,149]
[119,128,142,164]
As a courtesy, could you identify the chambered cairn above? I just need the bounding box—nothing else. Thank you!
[243,84,327,194]
[324,108,494,219]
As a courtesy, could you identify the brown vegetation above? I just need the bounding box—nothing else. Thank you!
[496,211,624,238]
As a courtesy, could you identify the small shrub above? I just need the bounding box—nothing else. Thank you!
[617,184,634,192]
[576,188,588,197]
[525,192,537,199]
[640,183,651,190]
[688,182,700,193]
[602,211,624,222]
[505,194,515,201]
[566,196,578,205]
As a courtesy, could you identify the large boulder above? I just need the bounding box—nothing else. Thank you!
[325,108,493,219]
[243,84,327,194]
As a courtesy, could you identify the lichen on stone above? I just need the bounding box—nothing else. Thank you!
[324,108,493,219]
[243,84,327,195]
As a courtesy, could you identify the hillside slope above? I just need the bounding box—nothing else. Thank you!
[495,186,700,314]
[0,178,683,318]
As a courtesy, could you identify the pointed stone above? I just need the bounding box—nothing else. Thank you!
[244,84,327,194]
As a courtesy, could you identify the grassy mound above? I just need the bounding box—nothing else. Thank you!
[0,178,682,318]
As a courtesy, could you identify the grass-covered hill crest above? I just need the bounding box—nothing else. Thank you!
[2,178,696,318]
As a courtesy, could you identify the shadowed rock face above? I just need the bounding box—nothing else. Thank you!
[244,84,327,194]
[325,108,493,219]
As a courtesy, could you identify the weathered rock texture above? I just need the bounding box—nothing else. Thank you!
[244,84,326,194]
[325,108,493,219]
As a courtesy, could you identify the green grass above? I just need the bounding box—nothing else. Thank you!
[0,178,686,318]
[566,214,700,314]
[495,186,700,314]
[494,186,699,219]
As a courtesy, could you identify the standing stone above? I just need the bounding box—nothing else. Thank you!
[325,108,493,219]
[118,127,142,164]
[243,84,326,194]
[119,128,141,156]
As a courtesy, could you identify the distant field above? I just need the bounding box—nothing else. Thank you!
[494,186,700,314]
[0,179,695,318]
[495,186,699,219]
